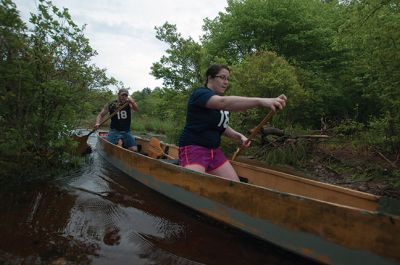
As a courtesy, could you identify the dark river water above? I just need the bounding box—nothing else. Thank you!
[0,135,318,265]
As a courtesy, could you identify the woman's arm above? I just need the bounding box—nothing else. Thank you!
[223,127,251,148]
[206,94,287,112]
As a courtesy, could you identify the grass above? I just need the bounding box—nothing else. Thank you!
[132,116,182,145]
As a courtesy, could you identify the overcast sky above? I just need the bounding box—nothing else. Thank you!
[13,0,227,92]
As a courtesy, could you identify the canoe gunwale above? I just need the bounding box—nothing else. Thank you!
[230,160,379,202]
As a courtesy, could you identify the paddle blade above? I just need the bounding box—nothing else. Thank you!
[72,134,92,155]
[148,137,174,159]
[148,137,164,158]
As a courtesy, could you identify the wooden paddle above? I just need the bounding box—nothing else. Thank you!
[231,110,275,161]
[148,137,174,159]
[73,102,129,155]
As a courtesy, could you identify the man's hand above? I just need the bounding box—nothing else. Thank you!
[128,97,138,111]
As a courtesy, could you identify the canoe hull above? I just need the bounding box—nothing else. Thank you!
[97,136,400,265]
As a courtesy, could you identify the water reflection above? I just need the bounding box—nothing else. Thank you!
[0,134,317,265]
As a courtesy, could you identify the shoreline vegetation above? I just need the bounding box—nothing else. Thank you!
[1,0,399,197]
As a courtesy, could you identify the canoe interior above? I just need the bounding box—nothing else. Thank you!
[135,136,380,212]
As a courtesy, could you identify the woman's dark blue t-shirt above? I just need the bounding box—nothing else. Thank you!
[179,87,230,148]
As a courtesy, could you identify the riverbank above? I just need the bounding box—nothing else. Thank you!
[245,139,400,199]
[302,143,400,198]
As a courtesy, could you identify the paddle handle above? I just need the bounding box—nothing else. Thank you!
[231,111,275,161]
[88,102,129,137]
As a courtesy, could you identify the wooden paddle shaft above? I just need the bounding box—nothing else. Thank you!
[245,111,275,144]
[232,111,275,161]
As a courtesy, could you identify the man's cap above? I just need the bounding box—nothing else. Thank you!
[118,88,129,96]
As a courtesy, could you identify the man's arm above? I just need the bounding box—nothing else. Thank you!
[95,103,109,129]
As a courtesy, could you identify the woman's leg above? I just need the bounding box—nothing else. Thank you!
[183,164,206,173]
[208,161,240,182]
[179,146,208,173]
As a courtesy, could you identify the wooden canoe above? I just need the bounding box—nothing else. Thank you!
[96,135,400,265]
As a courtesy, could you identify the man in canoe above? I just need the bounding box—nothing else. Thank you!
[178,64,287,181]
[95,88,139,152]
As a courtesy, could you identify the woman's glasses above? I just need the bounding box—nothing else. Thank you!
[215,75,229,81]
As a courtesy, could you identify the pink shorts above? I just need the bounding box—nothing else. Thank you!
[179,145,228,172]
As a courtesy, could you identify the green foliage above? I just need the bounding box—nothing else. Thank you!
[132,87,188,125]
[229,51,307,131]
[336,0,400,123]
[203,0,336,62]
[131,87,187,144]
[333,119,365,136]
[360,113,400,154]
[0,0,116,184]
[151,22,204,91]
[201,0,352,127]
[80,89,114,127]
[257,142,310,167]
[334,0,400,153]
[132,115,182,144]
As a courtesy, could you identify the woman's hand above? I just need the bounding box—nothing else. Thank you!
[261,94,287,111]
[239,134,251,148]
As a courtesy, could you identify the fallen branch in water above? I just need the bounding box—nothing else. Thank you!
[377,152,397,168]
[259,126,329,148]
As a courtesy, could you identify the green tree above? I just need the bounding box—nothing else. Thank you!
[229,51,306,131]
[133,87,188,132]
[150,22,207,133]
[336,0,400,153]
[0,0,116,186]
[151,22,204,92]
[202,0,349,127]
